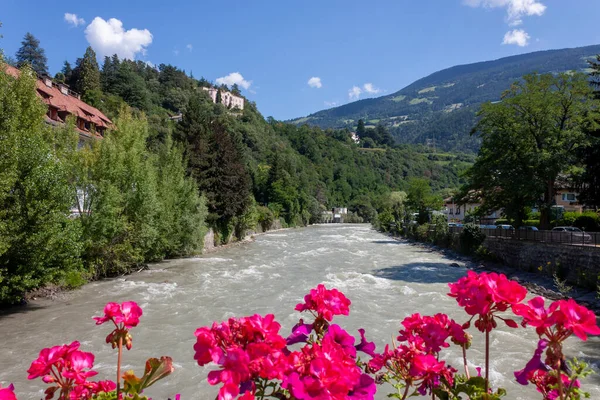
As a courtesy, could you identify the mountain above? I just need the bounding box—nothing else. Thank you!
[290,44,600,152]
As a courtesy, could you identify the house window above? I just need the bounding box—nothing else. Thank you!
[456,207,461,215]
[562,193,576,201]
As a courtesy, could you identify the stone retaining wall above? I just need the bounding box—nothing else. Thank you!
[483,237,600,288]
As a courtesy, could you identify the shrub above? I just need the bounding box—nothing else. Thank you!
[573,212,600,232]
[256,205,275,232]
[460,223,486,255]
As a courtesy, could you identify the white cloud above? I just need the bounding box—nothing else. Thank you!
[502,29,530,46]
[64,13,85,27]
[216,72,252,90]
[348,86,362,100]
[85,17,153,60]
[464,0,546,25]
[308,77,322,88]
[173,49,180,56]
[363,83,381,94]
[186,44,193,52]
[324,101,338,107]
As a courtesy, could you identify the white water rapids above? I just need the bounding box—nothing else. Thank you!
[0,224,598,399]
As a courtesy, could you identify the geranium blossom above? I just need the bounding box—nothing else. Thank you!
[448,271,526,332]
[295,284,351,321]
[93,301,143,350]
[194,314,288,400]
[27,342,108,400]
[0,384,17,400]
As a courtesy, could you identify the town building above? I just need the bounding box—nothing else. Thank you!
[4,65,113,142]
[443,197,499,224]
[202,87,244,110]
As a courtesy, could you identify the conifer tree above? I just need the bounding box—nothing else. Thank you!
[15,32,48,75]
[76,47,101,101]
[215,90,222,104]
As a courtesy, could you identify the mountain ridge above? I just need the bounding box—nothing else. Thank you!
[290,44,600,152]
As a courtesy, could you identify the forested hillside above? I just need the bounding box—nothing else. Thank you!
[0,36,472,304]
[290,44,600,152]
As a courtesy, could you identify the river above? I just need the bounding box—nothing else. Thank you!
[1,224,598,399]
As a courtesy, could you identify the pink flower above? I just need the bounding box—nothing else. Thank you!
[286,320,313,345]
[93,301,142,329]
[194,314,289,398]
[448,271,525,332]
[93,301,142,350]
[554,299,600,341]
[295,284,351,321]
[0,384,17,400]
[356,329,376,357]
[514,339,549,385]
[27,341,80,380]
[61,351,98,384]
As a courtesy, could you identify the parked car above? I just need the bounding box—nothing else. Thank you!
[496,224,515,230]
[551,226,592,243]
[518,226,539,231]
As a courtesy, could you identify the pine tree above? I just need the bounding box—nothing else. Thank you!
[61,61,73,84]
[76,47,101,99]
[356,119,366,137]
[215,90,222,104]
[15,32,48,76]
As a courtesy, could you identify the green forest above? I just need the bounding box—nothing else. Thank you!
[0,34,471,305]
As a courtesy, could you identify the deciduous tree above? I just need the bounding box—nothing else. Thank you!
[465,73,593,228]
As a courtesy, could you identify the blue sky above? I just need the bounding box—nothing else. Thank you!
[2,0,600,120]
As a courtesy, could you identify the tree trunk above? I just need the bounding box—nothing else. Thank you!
[539,180,555,230]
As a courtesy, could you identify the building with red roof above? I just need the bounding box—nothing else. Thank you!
[4,65,112,140]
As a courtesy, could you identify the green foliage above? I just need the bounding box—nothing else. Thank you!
[460,223,486,255]
[15,32,48,75]
[76,47,101,99]
[406,178,442,224]
[463,73,594,229]
[0,64,82,303]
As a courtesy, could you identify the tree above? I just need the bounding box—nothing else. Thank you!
[231,83,241,96]
[579,56,600,208]
[61,61,73,84]
[15,32,48,75]
[406,178,442,225]
[0,64,82,303]
[76,47,101,100]
[215,90,222,104]
[465,73,594,228]
[356,119,365,138]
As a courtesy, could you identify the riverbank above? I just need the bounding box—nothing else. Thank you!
[11,225,299,307]
[392,234,600,312]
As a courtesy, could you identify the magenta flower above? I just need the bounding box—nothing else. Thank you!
[0,384,17,400]
[286,319,313,345]
[93,301,143,350]
[514,339,549,385]
[356,329,376,357]
[295,284,351,321]
[448,271,526,332]
[93,301,143,329]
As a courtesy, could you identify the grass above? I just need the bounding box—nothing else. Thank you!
[368,119,380,124]
[409,98,433,105]
[418,86,437,94]
[390,95,406,102]
[291,117,310,124]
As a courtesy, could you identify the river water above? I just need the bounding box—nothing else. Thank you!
[1,224,599,399]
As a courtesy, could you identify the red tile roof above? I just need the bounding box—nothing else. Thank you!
[4,65,112,139]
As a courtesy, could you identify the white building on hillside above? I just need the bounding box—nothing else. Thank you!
[202,87,244,110]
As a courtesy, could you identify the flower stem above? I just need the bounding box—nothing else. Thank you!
[485,329,490,393]
[557,360,565,400]
[462,344,470,379]
[400,384,410,400]
[117,336,123,398]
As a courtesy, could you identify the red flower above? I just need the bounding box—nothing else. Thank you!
[295,284,351,321]
[93,301,143,350]
[0,384,17,400]
[553,299,600,341]
[448,271,525,332]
